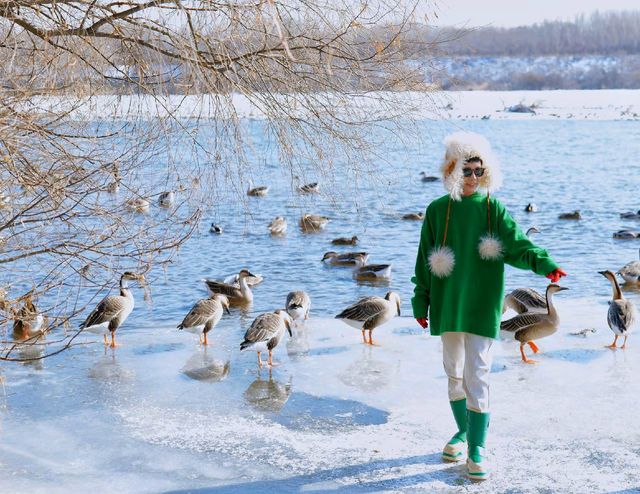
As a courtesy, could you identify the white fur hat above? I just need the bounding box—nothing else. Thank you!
[441,132,502,201]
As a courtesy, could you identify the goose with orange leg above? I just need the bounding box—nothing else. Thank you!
[500,283,568,363]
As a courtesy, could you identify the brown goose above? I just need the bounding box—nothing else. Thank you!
[300,214,329,232]
[80,271,142,348]
[618,248,640,284]
[204,269,257,305]
[322,251,369,266]
[335,291,401,345]
[240,309,292,367]
[558,210,581,220]
[12,299,45,341]
[353,263,392,281]
[599,270,636,349]
[500,284,568,364]
[285,291,311,323]
[332,236,359,246]
[177,294,230,345]
[402,212,424,221]
[298,182,320,193]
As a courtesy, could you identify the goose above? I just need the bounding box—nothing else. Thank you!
[613,230,638,239]
[332,236,359,246]
[599,270,636,349]
[106,181,120,194]
[177,294,230,345]
[240,309,292,367]
[203,269,257,305]
[300,213,330,232]
[285,291,311,322]
[620,210,640,219]
[209,224,223,234]
[524,203,538,213]
[322,251,369,266]
[335,291,401,345]
[502,287,547,315]
[353,263,392,281]
[80,271,141,348]
[525,226,541,237]
[402,212,424,221]
[158,191,175,208]
[618,249,640,284]
[500,284,568,363]
[298,182,320,193]
[222,272,264,287]
[558,210,581,220]
[125,197,150,213]
[268,216,287,235]
[420,171,439,182]
[12,299,45,341]
[247,185,269,197]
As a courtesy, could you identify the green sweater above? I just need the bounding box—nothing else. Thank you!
[411,193,559,339]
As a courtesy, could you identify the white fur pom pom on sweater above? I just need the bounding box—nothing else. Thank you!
[478,235,503,261]
[428,246,455,278]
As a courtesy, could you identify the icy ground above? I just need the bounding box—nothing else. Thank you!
[1,296,639,493]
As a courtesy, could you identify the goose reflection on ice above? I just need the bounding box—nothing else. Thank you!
[181,349,230,382]
[243,372,292,413]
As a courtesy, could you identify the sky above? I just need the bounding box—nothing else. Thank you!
[423,0,640,27]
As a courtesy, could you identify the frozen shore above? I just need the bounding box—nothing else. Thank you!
[29,89,640,122]
[1,297,639,493]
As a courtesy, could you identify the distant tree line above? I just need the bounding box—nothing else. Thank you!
[432,10,640,56]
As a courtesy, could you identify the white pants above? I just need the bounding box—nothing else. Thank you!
[441,332,494,413]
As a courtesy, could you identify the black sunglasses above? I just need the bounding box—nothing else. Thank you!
[462,167,485,178]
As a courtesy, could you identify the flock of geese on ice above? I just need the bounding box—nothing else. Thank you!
[8,178,640,368]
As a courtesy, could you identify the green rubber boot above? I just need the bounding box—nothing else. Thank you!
[442,398,468,462]
[466,410,490,481]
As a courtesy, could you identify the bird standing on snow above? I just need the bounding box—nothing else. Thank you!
[335,291,401,345]
[240,310,292,368]
[500,284,568,363]
[80,272,142,348]
[285,291,311,323]
[599,270,636,349]
[177,294,230,345]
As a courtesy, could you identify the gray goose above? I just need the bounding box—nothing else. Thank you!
[618,248,640,284]
[353,263,392,281]
[268,216,287,235]
[158,191,175,208]
[80,272,141,347]
[332,236,358,246]
[500,284,568,363]
[177,294,230,345]
[503,287,547,315]
[335,291,401,345]
[204,269,257,305]
[599,270,636,349]
[298,182,320,193]
[240,309,292,367]
[620,210,640,219]
[322,251,369,266]
[247,185,269,197]
[558,210,581,220]
[300,214,329,232]
[285,291,311,323]
[222,272,264,288]
[12,299,45,341]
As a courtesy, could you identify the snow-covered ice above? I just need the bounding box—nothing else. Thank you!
[1,297,639,493]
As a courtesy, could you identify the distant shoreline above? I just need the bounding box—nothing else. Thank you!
[29,89,640,121]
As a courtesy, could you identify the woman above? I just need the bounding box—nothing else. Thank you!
[411,132,566,481]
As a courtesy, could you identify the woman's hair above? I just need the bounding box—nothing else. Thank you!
[441,132,502,201]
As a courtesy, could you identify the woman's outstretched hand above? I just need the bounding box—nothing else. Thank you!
[416,317,429,329]
[546,268,567,283]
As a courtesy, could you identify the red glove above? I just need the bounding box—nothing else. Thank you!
[546,268,567,283]
[416,317,429,329]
